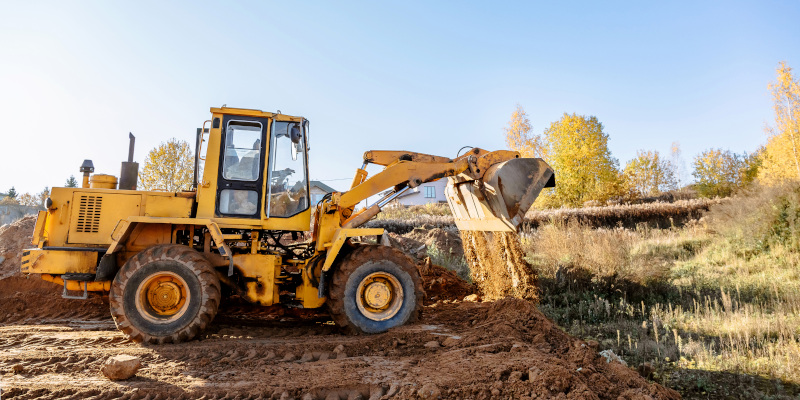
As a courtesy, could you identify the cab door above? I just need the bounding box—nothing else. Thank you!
[216,116,269,218]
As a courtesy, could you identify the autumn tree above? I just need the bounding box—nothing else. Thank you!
[504,104,545,158]
[759,61,800,184]
[140,138,194,192]
[540,113,623,207]
[38,187,50,208]
[17,192,39,207]
[692,148,759,198]
[623,150,677,197]
[65,175,78,188]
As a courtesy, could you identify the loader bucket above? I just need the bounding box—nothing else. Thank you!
[445,158,555,232]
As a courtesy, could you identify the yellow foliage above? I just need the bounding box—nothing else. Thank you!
[504,104,545,158]
[0,196,19,205]
[692,148,758,198]
[17,193,39,207]
[139,138,194,192]
[759,61,800,185]
[539,113,623,207]
[623,150,677,198]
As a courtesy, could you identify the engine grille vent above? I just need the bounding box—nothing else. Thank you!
[76,195,102,233]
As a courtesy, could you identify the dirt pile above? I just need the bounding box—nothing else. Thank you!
[417,258,474,302]
[0,215,36,280]
[387,227,475,302]
[389,226,464,261]
[461,231,539,301]
[0,215,109,324]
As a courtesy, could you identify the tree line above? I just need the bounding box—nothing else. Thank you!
[505,61,799,208]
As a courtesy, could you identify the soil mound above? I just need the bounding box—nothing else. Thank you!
[0,215,36,280]
[462,231,539,301]
[417,258,474,302]
[0,215,109,324]
[0,276,110,324]
[389,226,464,260]
[425,298,680,399]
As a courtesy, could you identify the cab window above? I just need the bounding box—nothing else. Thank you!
[267,121,309,217]
[223,121,262,181]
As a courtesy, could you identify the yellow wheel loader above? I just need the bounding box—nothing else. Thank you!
[21,106,554,344]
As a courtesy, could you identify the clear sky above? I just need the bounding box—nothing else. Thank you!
[1,1,798,197]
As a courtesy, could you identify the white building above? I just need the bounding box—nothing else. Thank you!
[387,178,448,206]
[309,181,336,206]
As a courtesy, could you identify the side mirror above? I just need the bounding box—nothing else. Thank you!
[290,124,302,161]
[290,125,302,144]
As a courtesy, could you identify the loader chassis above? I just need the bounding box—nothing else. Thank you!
[21,106,555,343]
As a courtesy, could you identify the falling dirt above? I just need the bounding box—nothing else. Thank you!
[461,231,539,302]
[0,216,679,399]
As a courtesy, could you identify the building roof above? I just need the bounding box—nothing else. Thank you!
[309,180,336,193]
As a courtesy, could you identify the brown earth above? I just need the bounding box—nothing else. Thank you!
[0,218,679,399]
[388,226,465,261]
[0,216,37,281]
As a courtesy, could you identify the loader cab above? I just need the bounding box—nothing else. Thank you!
[195,107,311,230]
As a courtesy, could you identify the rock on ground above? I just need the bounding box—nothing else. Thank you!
[101,355,142,380]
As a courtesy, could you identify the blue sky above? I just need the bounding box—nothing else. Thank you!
[1,1,798,197]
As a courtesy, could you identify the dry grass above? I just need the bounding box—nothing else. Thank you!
[369,199,719,234]
[524,198,721,230]
[524,184,800,398]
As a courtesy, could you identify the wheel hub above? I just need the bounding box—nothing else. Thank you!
[136,272,190,322]
[148,281,183,314]
[364,281,392,309]
[356,271,404,321]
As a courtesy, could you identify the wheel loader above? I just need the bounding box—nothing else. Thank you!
[20,106,555,344]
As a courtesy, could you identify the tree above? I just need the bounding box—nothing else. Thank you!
[692,148,758,198]
[623,150,677,198]
[37,187,50,208]
[139,138,194,192]
[7,187,17,199]
[759,61,800,184]
[65,175,78,188]
[17,193,39,207]
[540,113,623,207]
[670,142,688,188]
[504,104,545,158]
[16,188,49,209]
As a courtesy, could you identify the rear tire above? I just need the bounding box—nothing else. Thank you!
[109,245,221,344]
[328,245,423,334]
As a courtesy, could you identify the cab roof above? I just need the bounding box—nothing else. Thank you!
[210,106,304,121]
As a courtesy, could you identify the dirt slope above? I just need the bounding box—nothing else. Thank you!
[0,215,36,280]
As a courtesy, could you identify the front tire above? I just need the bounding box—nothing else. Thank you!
[328,245,423,334]
[109,245,221,344]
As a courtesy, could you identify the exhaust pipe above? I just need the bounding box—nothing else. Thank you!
[119,133,139,190]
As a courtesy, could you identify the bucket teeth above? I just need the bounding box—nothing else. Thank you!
[445,158,554,232]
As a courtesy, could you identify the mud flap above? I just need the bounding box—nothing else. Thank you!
[445,158,554,232]
[95,253,117,281]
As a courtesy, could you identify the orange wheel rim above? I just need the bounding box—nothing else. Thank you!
[356,272,403,321]
[135,272,190,324]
